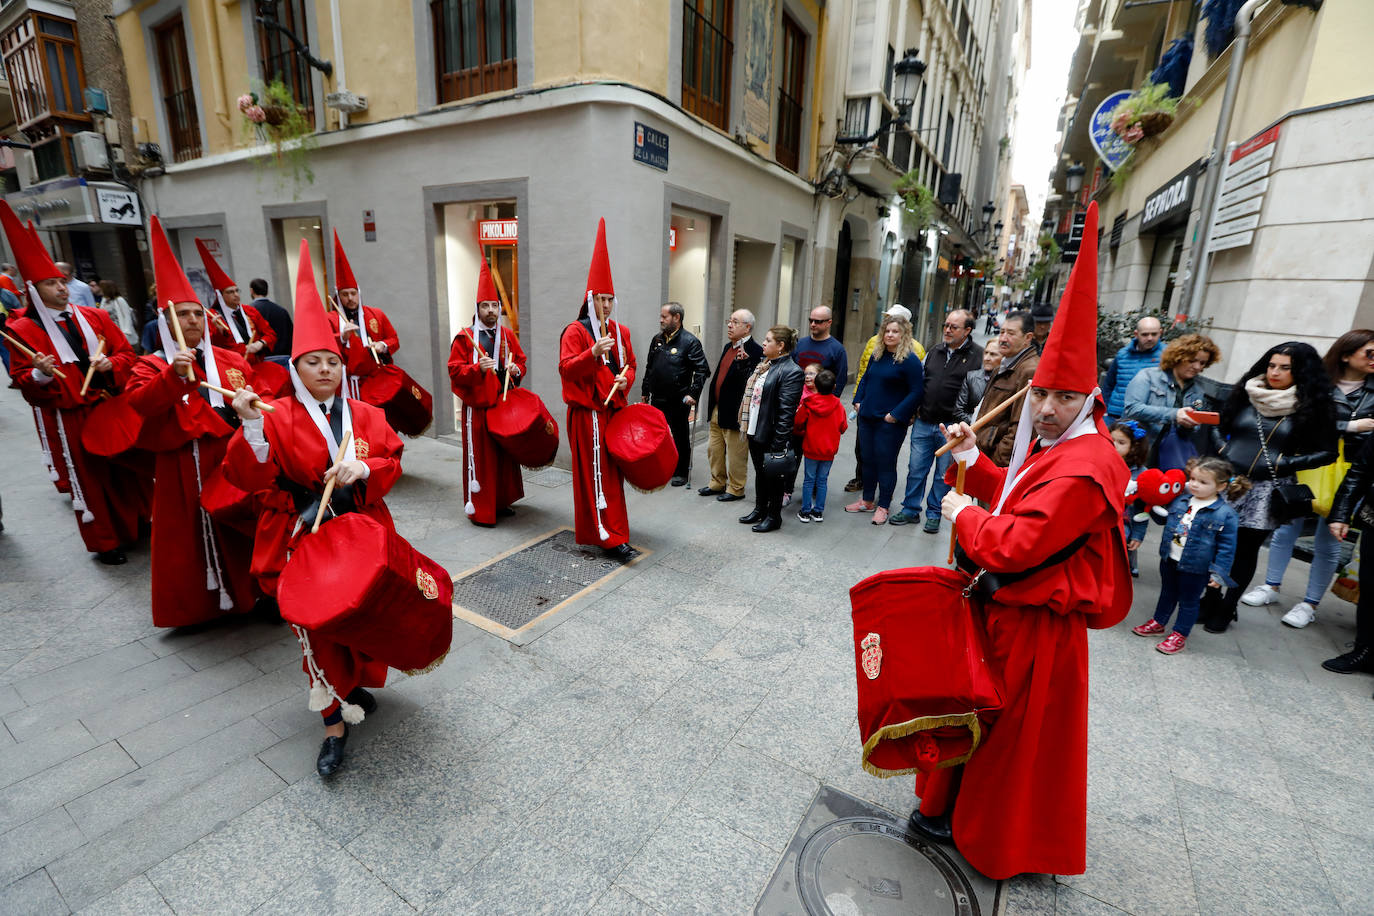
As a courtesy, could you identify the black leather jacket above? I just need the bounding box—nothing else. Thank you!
[1331,432,1374,524]
[1209,405,1336,482]
[747,358,805,452]
[1334,375,1374,454]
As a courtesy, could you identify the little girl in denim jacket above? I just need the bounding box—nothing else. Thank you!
[1132,457,1247,654]
[1112,421,1150,577]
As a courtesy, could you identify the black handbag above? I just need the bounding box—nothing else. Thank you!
[1270,483,1315,523]
[763,448,798,480]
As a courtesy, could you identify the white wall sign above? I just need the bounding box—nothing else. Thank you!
[96,187,141,225]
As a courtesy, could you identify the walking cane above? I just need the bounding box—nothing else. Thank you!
[685,400,698,488]
[948,459,969,566]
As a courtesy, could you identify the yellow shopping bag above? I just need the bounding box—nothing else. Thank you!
[1297,440,1349,518]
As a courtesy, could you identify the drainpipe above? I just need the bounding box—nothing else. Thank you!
[1183,0,1270,320]
[330,0,348,129]
[199,0,231,128]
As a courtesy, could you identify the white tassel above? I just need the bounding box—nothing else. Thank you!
[206,565,218,589]
[598,522,610,541]
[471,479,481,493]
[54,412,92,525]
[219,589,234,611]
[308,682,330,711]
[81,509,94,523]
[49,468,59,482]
[340,701,365,725]
[597,492,608,510]
[34,408,59,481]
[465,500,476,517]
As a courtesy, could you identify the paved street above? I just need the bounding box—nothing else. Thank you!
[2,347,1372,915]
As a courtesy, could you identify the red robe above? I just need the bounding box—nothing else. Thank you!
[7,306,150,552]
[326,305,400,392]
[224,396,403,709]
[208,304,289,396]
[558,318,636,548]
[922,427,1131,879]
[447,327,528,525]
[124,350,259,626]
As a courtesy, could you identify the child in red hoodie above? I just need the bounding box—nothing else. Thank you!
[793,370,848,522]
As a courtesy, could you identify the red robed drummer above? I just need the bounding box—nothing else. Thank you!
[124,216,257,627]
[326,229,401,395]
[912,202,1133,879]
[447,255,528,526]
[559,218,638,561]
[224,239,404,778]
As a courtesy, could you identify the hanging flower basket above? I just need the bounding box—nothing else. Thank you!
[236,81,319,197]
[1138,111,1174,138]
[1108,80,1181,147]
[261,104,291,127]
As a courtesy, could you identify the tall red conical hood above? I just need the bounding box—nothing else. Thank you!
[194,237,236,292]
[149,215,200,306]
[476,253,499,306]
[0,201,61,285]
[1032,201,1100,394]
[0,273,19,297]
[584,217,615,301]
[332,229,358,292]
[291,240,341,360]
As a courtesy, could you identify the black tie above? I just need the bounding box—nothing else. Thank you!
[321,401,344,443]
[194,350,210,402]
[231,309,250,343]
[57,313,90,372]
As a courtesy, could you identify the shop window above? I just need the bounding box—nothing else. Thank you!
[0,11,91,134]
[682,0,733,130]
[255,0,316,121]
[430,0,517,103]
[154,15,201,163]
[775,13,805,173]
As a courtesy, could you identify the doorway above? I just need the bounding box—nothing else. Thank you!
[732,238,774,328]
[830,221,852,342]
[668,208,712,336]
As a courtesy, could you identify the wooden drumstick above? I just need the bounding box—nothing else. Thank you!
[79,337,106,397]
[3,329,68,379]
[948,459,969,565]
[603,369,627,407]
[200,381,276,412]
[933,383,1031,458]
[165,300,194,380]
[312,430,353,534]
[502,360,513,401]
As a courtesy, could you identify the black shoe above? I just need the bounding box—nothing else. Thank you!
[96,549,127,566]
[717,492,744,502]
[739,509,765,524]
[1322,646,1374,674]
[1202,611,1236,635]
[603,543,638,562]
[497,507,516,517]
[843,478,863,492]
[797,510,812,523]
[751,517,781,533]
[253,596,282,623]
[906,809,953,845]
[345,687,378,715]
[670,476,688,487]
[316,725,349,777]
[698,486,723,496]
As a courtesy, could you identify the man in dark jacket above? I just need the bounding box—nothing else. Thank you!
[978,310,1040,465]
[699,309,763,501]
[642,302,710,485]
[249,278,294,359]
[890,309,984,532]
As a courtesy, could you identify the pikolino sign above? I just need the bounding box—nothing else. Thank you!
[1140,160,1201,233]
[1089,91,1134,172]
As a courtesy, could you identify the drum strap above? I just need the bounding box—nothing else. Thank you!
[954,533,1090,600]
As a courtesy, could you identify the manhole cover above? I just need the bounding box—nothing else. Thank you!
[450,528,643,638]
[756,785,999,916]
[796,818,978,916]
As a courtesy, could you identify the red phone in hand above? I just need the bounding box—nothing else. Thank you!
[1184,409,1220,425]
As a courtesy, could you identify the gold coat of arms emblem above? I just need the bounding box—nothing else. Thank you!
[860,632,883,680]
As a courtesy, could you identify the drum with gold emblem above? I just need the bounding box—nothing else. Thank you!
[359,364,433,436]
[605,403,678,492]
[486,387,560,468]
[277,513,453,673]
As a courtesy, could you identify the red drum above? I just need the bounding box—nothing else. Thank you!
[278,513,453,673]
[250,359,292,398]
[80,395,143,457]
[486,388,559,468]
[606,403,678,491]
[200,465,257,536]
[849,566,1004,777]
[360,364,433,436]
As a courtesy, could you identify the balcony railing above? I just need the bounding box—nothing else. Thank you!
[776,86,802,172]
[163,86,201,162]
[682,4,732,130]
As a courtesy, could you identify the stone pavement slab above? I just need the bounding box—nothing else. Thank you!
[3,354,1372,913]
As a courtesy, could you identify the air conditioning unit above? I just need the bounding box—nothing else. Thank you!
[15,149,39,189]
[73,131,109,172]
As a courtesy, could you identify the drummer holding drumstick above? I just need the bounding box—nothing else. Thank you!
[224,240,405,778]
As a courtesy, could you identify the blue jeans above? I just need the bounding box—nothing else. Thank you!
[858,417,907,509]
[801,458,833,513]
[1264,516,1342,606]
[901,418,953,519]
[1153,558,1211,637]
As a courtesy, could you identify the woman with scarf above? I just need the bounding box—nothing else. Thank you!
[1200,342,1337,633]
[738,325,804,532]
[224,241,404,777]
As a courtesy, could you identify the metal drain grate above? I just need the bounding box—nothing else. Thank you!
[451,528,638,636]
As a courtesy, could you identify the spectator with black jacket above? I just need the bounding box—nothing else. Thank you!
[738,326,804,532]
[249,278,294,359]
[641,301,710,486]
[955,347,1001,423]
[889,309,983,532]
[699,309,764,502]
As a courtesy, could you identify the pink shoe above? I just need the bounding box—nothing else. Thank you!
[845,500,875,513]
[872,507,889,525]
[1132,619,1166,637]
[1156,632,1187,655]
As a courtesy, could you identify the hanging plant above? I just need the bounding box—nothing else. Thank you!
[238,80,318,196]
[1108,80,1181,145]
[892,170,938,235]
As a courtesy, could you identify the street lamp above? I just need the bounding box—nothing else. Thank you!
[835,49,927,145]
[1064,163,1087,195]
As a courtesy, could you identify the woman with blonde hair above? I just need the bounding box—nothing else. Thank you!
[846,317,924,524]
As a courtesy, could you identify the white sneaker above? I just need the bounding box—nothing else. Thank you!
[1281,602,1316,628]
[1241,584,1279,607]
